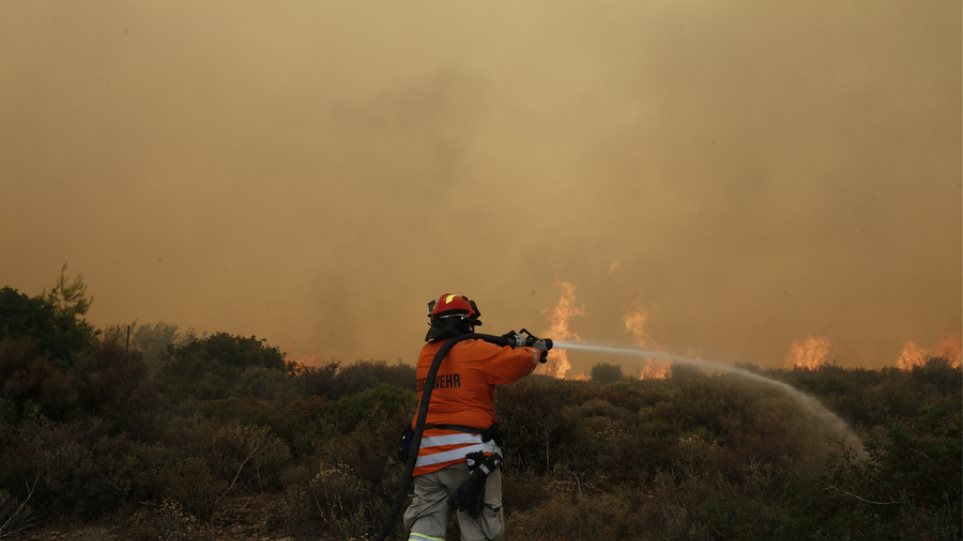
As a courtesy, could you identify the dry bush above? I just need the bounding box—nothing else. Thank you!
[508,490,650,541]
[126,499,203,541]
[11,419,138,518]
[208,422,292,493]
[160,457,225,520]
[280,461,373,540]
[0,488,36,538]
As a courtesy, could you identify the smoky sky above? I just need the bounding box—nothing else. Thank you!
[1,1,960,371]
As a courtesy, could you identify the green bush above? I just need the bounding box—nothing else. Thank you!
[591,362,623,384]
[326,384,416,434]
[328,360,415,398]
[158,333,290,402]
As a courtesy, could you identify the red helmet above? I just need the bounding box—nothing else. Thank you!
[428,293,482,325]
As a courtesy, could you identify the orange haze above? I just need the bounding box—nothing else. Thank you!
[1,2,960,373]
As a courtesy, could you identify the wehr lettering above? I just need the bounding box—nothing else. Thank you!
[416,372,462,393]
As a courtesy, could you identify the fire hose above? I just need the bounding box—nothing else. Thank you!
[374,330,552,541]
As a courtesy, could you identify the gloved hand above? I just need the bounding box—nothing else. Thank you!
[501,330,527,348]
[532,339,550,363]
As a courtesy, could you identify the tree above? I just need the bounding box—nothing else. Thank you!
[43,264,92,322]
[0,287,55,343]
[0,264,96,363]
[160,333,290,401]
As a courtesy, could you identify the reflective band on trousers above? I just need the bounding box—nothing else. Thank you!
[420,432,485,448]
[409,532,445,541]
[414,441,502,468]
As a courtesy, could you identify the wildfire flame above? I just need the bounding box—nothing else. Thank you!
[784,336,831,370]
[639,362,671,380]
[541,280,583,379]
[287,353,324,367]
[623,308,649,347]
[897,337,962,370]
[624,302,671,380]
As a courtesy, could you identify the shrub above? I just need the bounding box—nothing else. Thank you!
[280,460,375,540]
[509,490,648,541]
[7,419,138,519]
[330,361,416,398]
[126,499,202,541]
[591,362,623,384]
[291,362,339,398]
[0,340,79,422]
[161,457,225,519]
[326,384,416,434]
[235,365,299,405]
[0,488,35,538]
[72,340,152,431]
[159,333,290,402]
[209,422,293,493]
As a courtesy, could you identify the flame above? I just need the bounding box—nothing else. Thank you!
[935,337,962,366]
[623,308,649,347]
[572,372,590,381]
[784,336,831,370]
[542,280,584,379]
[896,340,925,370]
[624,302,671,379]
[286,353,324,367]
[639,362,672,380]
[897,337,962,370]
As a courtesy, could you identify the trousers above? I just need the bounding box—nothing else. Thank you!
[403,462,503,541]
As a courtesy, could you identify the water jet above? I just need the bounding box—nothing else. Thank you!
[554,340,866,458]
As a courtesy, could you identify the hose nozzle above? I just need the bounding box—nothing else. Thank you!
[509,328,553,350]
[503,330,554,359]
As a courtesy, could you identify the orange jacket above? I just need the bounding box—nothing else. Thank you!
[411,339,539,476]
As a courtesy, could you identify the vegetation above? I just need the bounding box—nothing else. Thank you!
[590,362,623,384]
[0,272,959,540]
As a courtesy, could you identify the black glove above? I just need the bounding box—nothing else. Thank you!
[501,330,527,348]
[532,339,550,363]
[448,471,487,518]
[449,452,501,518]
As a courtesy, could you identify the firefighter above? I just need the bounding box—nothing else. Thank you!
[403,293,549,541]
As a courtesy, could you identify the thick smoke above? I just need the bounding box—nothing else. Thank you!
[1,1,959,369]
